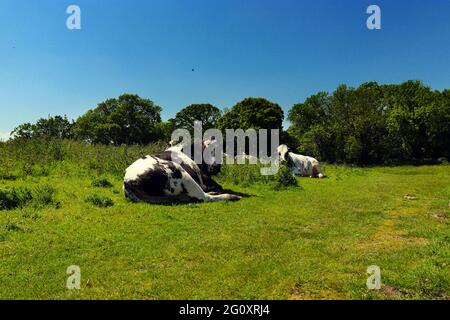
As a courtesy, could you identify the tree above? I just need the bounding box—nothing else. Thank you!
[217,97,284,131]
[287,80,450,164]
[288,82,386,164]
[173,104,221,133]
[34,115,74,139]
[383,81,440,161]
[11,123,34,140]
[288,92,328,135]
[216,97,284,156]
[11,115,74,140]
[154,119,176,143]
[287,92,329,154]
[74,94,162,145]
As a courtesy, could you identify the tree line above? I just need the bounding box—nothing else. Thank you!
[9,80,450,165]
[288,81,450,164]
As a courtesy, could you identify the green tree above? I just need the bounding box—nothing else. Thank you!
[287,80,449,164]
[383,81,440,161]
[288,92,328,135]
[74,94,162,145]
[287,92,329,155]
[11,115,74,140]
[216,97,284,156]
[288,82,386,164]
[154,119,176,142]
[217,97,284,131]
[11,123,35,140]
[173,104,221,133]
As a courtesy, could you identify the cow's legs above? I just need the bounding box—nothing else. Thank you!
[178,171,240,202]
[311,163,324,178]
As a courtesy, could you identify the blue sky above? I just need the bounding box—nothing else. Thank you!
[0,0,449,139]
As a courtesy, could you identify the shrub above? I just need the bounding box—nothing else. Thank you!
[217,162,276,186]
[217,161,300,190]
[273,162,298,190]
[85,195,114,208]
[31,165,50,177]
[2,222,23,232]
[91,178,113,188]
[0,187,33,210]
[22,163,33,176]
[33,185,59,208]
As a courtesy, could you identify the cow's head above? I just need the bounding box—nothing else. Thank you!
[277,144,290,161]
[169,138,222,176]
[201,138,222,175]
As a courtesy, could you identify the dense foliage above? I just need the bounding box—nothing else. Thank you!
[7,81,449,164]
[74,94,162,145]
[217,97,284,131]
[11,115,74,140]
[173,104,222,134]
[288,81,450,164]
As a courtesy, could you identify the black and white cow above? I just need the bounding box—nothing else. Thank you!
[124,141,240,204]
[277,144,324,178]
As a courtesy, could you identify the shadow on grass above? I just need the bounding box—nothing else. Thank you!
[221,189,255,198]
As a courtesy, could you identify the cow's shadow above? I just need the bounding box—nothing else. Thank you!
[220,189,254,198]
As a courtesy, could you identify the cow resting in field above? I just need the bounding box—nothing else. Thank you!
[124,141,241,204]
[277,144,324,178]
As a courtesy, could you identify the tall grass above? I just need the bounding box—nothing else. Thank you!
[0,139,298,189]
[217,161,299,189]
[0,139,166,178]
[0,187,33,210]
[0,185,59,211]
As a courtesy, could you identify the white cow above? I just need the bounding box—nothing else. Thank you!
[277,145,324,178]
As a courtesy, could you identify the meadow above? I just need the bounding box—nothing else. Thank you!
[0,139,449,299]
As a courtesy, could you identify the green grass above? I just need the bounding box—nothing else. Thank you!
[0,141,448,299]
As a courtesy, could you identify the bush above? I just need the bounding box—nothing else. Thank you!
[0,187,33,210]
[2,222,23,232]
[273,162,298,190]
[217,162,276,187]
[217,161,300,190]
[33,185,59,208]
[91,178,113,188]
[85,195,114,208]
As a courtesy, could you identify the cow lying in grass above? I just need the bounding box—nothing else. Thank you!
[124,141,241,204]
[277,144,324,178]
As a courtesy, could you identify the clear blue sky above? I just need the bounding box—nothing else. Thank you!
[1,0,449,139]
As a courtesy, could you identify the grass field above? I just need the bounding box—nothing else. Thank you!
[0,141,449,299]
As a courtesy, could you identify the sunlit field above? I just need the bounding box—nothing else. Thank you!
[0,140,448,299]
